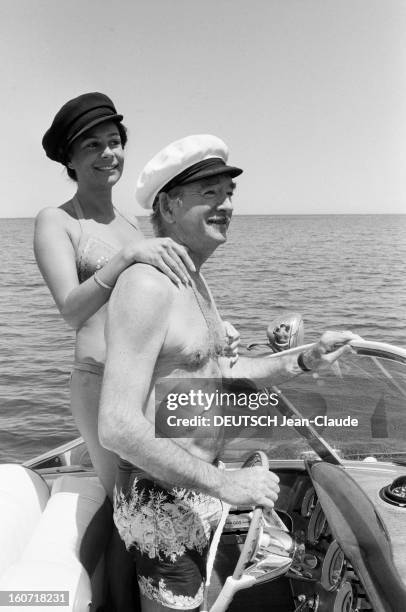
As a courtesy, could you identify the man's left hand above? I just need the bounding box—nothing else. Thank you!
[301,330,362,371]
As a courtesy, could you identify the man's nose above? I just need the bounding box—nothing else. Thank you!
[218,197,233,212]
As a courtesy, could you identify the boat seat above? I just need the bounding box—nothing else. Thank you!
[0,471,111,611]
[0,465,49,578]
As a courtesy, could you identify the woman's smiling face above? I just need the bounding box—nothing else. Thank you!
[68,120,124,188]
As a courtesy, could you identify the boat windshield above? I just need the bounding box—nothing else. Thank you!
[222,341,406,464]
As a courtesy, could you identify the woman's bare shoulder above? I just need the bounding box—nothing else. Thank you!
[35,200,76,228]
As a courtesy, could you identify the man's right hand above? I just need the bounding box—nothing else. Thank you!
[219,467,280,509]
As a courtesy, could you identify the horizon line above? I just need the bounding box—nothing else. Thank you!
[2,212,406,221]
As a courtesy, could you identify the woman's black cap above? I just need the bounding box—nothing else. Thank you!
[42,92,123,163]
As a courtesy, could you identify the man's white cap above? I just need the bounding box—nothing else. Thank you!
[135,134,243,210]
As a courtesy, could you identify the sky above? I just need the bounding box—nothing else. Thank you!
[1,0,406,217]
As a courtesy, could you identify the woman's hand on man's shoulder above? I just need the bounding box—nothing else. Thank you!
[122,237,196,288]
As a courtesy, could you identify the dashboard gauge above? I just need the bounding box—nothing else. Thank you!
[391,477,406,499]
[380,475,406,507]
[307,501,327,544]
[301,486,317,517]
[321,540,345,591]
[333,581,353,612]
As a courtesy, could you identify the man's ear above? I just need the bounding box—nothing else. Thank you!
[158,192,177,224]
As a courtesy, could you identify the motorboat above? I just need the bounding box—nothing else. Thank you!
[1,317,406,611]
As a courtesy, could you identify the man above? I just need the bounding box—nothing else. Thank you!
[99,134,357,611]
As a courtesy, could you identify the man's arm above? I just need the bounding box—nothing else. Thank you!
[98,265,280,508]
[221,331,360,384]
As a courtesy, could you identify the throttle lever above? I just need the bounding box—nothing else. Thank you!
[293,594,318,612]
[293,600,308,612]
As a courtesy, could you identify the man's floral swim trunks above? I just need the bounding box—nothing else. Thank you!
[114,463,222,610]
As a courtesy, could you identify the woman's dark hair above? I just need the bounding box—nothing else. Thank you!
[63,121,128,181]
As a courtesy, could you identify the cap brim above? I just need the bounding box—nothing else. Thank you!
[67,114,124,146]
[180,164,243,185]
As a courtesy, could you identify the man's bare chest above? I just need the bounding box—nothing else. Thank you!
[157,279,225,378]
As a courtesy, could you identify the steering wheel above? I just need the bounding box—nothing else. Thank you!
[232,450,270,579]
[208,451,296,612]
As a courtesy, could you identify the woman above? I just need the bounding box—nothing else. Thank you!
[35,93,239,612]
[35,92,239,498]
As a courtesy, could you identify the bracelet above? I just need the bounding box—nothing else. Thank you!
[297,352,312,372]
[94,272,114,291]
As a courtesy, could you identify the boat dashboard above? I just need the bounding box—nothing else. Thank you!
[209,459,406,612]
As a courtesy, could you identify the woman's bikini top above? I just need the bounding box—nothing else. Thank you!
[71,197,139,283]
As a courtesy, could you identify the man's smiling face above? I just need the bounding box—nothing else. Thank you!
[170,175,236,257]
